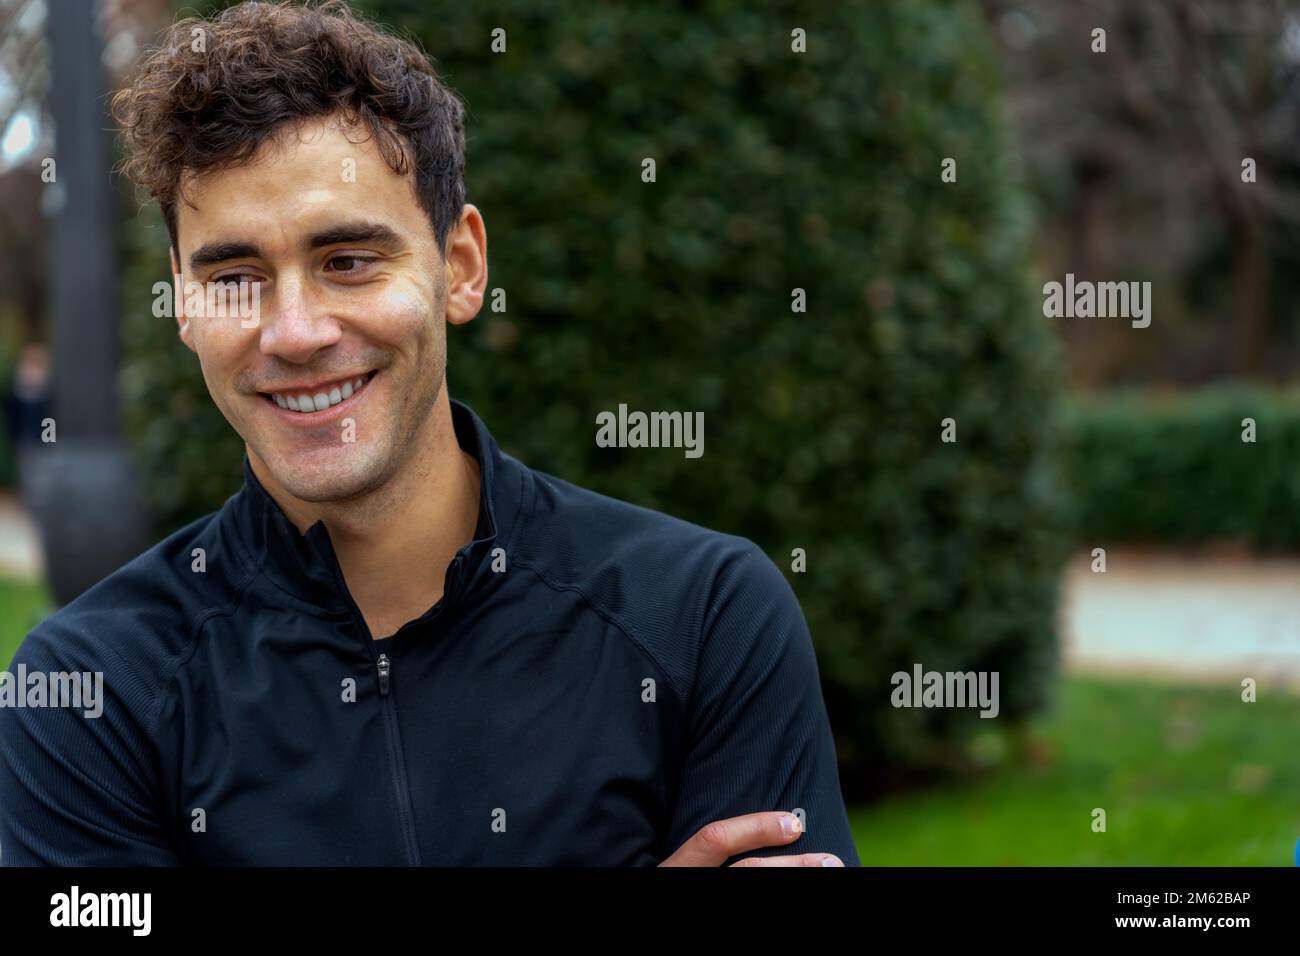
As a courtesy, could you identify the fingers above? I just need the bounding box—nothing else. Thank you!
[658,811,805,867]
[730,853,845,867]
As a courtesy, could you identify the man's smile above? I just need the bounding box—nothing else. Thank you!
[257,368,379,423]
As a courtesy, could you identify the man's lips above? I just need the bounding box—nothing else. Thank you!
[257,369,378,419]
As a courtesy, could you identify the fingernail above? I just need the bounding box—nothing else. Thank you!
[780,813,802,836]
[820,855,844,867]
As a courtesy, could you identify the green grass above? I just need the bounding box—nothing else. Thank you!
[849,678,1300,865]
[0,576,53,668]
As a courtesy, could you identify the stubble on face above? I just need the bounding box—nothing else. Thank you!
[305,268,450,509]
[246,264,450,511]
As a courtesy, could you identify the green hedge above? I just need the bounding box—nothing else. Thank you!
[120,0,1069,795]
[1063,386,1300,551]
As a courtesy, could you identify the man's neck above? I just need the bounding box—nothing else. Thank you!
[249,391,482,639]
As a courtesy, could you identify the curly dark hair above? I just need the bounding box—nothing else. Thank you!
[110,0,466,255]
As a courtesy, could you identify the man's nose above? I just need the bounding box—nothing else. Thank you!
[258,272,343,363]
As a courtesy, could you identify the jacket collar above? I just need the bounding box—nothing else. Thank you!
[228,398,524,616]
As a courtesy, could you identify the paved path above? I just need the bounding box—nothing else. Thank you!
[1061,550,1300,688]
[0,491,43,582]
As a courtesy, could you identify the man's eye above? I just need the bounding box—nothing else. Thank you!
[325,255,375,274]
[212,274,260,287]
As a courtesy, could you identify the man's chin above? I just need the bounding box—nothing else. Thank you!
[256,446,388,505]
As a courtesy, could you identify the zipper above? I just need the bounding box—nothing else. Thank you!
[308,525,422,866]
[371,652,420,864]
[371,654,420,864]
[309,527,475,865]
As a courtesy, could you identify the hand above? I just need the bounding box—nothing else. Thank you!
[658,811,846,866]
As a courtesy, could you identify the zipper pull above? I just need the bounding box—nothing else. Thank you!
[377,653,391,696]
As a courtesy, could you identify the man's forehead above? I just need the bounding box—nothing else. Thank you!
[174,117,423,247]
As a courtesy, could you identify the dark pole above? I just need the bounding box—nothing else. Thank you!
[33,0,148,603]
[47,0,117,436]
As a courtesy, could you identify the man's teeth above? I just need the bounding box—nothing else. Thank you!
[271,376,369,413]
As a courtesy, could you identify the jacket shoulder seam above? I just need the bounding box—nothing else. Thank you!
[143,547,268,744]
[507,554,691,704]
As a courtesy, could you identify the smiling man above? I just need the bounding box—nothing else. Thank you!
[0,0,859,867]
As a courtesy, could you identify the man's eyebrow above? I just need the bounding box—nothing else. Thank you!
[186,224,405,271]
[306,223,404,250]
[188,240,262,272]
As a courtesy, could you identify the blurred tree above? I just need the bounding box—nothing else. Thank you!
[0,0,52,349]
[984,0,1300,383]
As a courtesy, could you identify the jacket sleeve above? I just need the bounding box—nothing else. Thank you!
[0,622,181,866]
[663,541,861,866]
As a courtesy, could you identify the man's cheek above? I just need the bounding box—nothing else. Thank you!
[192,344,243,422]
[372,277,439,333]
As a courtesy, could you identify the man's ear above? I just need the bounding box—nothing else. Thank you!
[170,247,196,353]
[444,203,488,327]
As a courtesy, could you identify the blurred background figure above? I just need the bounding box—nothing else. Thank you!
[3,340,50,510]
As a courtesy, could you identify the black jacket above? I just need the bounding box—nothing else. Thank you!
[0,399,860,865]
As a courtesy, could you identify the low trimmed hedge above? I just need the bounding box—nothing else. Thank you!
[1062,385,1300,551]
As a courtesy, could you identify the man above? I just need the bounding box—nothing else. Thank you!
[0,0,859,866]
[2,342,51,513]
